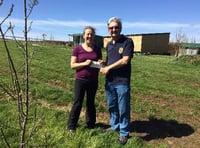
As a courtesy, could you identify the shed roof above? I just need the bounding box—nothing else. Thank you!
[182,43,200,48]
[103,32,170,38]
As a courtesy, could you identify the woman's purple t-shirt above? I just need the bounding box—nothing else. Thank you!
[72,45,102,81]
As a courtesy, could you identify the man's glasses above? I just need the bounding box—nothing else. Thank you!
[108,26,120,30]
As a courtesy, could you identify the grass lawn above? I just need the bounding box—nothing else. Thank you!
[0,40,200,147]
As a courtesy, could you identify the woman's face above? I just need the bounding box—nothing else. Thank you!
[83,28,95,44]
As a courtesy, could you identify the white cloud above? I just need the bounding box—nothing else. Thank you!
[1,17,200,42]
[3,17,200,28]
[1,17,105,27]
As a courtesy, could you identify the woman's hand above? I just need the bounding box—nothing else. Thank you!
[98,59,106,65]
[84,59,92,66]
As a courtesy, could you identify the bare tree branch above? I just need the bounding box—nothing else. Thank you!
[0,126,11,148]
[20,1,38,147]
[0,4,14,26]
[27,0,38,18]
[0,82,17,100]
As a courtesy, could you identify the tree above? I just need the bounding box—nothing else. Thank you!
[42,33,47,40]
[0,0,38,147]
[175,29,188,57]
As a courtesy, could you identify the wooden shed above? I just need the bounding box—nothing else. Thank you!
[104,32,170,55]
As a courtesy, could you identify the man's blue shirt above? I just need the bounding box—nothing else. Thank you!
[106,35,134,84]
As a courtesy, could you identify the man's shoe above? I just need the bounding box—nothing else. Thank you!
[118,136,128,145]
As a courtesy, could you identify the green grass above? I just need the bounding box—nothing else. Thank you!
[131,55,200,98]
[0,40,200,147]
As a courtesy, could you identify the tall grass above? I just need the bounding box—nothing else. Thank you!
[0,41,199,147]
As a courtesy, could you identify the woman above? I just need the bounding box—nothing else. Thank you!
[67,26,103,133]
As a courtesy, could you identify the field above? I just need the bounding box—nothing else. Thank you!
[0,40,200,147]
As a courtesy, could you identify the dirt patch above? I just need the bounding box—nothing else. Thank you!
[131,94,200,148]
[38,93,200,148]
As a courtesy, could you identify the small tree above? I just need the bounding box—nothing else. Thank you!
[0,0,38,147]
[175,29,188,57]
[42,33,47,41]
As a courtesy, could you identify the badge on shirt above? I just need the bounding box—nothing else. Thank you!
[118,47,123,54]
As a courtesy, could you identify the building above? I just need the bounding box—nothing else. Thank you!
[68,34,103,48]
[177,43,200,56]
[104,32,170,55]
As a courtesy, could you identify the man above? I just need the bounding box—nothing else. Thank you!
[100,17,134,145]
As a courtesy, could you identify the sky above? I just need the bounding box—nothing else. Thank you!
[0,0,200,42]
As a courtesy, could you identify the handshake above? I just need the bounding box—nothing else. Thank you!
[89,60,108,75]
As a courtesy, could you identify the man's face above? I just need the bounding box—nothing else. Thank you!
[108,21,121,38]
